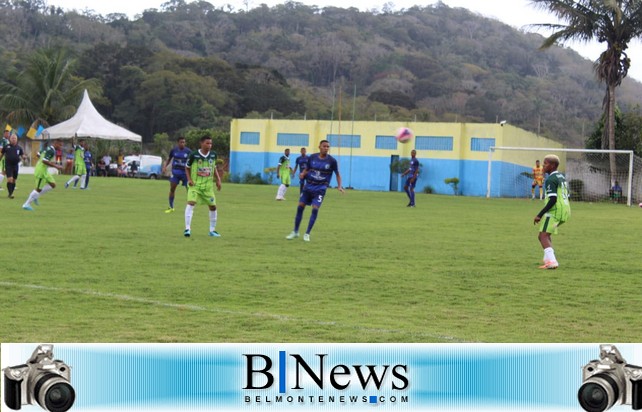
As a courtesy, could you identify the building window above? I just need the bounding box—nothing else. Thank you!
[326,134,361,148]
[471,137,496,152]
[375,136,398,150]
[415,136,453,151]
[240,132,260,145]
[277,133,309,147]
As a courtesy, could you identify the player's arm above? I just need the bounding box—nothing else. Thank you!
[43,158,62,169]
[214,165,221,191]
[534,196,557,224]
[163,153,173,173]
[334,170,344,193]
[185,165,194,186]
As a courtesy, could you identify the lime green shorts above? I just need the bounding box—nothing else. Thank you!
[187,186,216,206]
[35,173,55,190]
[539,214,565,235]
[280,170,291,185]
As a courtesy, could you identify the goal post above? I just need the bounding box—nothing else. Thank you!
[486,146,635,206]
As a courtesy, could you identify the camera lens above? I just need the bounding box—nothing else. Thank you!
[578,373,619,412]
[34,374,75,412]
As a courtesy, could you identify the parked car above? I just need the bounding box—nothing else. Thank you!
[123,155,163,179]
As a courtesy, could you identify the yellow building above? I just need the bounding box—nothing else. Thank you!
[230,119,562,196]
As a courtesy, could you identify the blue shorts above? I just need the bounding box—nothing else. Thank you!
[299,186,327,208]
[405,177,417,189]
[170,170,188,186]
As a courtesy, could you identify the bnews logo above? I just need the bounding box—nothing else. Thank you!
[243,351,410,394]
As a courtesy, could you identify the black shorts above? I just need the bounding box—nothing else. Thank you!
[4,163,19,179]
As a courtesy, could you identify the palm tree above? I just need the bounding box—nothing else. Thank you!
[0,46,101,128]
[531,0,642,182]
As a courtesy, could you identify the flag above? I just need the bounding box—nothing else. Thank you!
[16,126,25,137]
[4,124,12,132]
[26,127,37,139]
[36,125,44,137]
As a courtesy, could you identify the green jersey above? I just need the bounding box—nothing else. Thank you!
[35,146,56,176]
[544,171,571,222]
[186,150,217,189]
[73,144,85,163]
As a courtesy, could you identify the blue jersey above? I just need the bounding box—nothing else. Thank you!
[407,158,419,177]
[295,155,309,172]
[304,153,338,190]
[169,146,191,172]
[84,149,93,166]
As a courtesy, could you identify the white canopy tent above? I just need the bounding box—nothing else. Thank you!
[40,90,141,142]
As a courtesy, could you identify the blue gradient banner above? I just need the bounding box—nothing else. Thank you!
[2,343,639,411]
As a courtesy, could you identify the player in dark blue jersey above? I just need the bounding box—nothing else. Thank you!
[292,147,308,194]
[285,140,344,242]
[163,137,192,213]
[401,149,420,207]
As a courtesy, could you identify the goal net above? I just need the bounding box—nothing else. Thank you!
[486,147,641,206]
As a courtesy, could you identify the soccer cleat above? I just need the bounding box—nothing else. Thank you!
[303,233,310,242]
[285,231,299,240]
[22,204,33,211]
[64,182,69,189]
[208,231,221,237]
[538,260,559,270]
[165,207,175,213]
[8,194,14,199]
[184,229,191,237]
[33,198,39,206]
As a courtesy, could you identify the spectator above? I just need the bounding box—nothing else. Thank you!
[610,181,623,203]
[97,159,107,177]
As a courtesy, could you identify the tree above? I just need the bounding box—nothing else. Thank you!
[531,0,642,183]
[0,47,101,127]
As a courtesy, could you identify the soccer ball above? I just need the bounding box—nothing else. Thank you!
[395,127,413,144]
[639,202,642,208]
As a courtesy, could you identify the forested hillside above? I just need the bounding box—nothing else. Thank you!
[2,0,642,147]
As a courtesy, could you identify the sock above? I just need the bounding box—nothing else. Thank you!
[67,175,79,186]
[80,174,87,189]
[277,184,286,199]
[24,190,38,206]
[539,188,543,200]
[0,174,4,185]
[185,204,194,229]
[306,208,319,234]
[544,247,556,263]
[169,195,175,209]
[405,187,411,201]
[294,205,304,232]
[84,173,90,188]
[410,190,415,205]
[40,184,53,195]
[209,210,218,232]
[7,182,15,195]
[282,185,288,198]
[531,187,535,198]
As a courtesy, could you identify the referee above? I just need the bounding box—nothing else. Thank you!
[0,133,26,198]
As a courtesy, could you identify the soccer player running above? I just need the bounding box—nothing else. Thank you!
[292,147,308,194]
[0,133,26,198]
[286,140,344,242]
[22,139,64,211]
[533,154,571,270]
[401,149,419,207]
[532,159,544,200]
[183,135,221,237]
[275,148,292,201]
[64,139,88,189]
[163,136,192,213]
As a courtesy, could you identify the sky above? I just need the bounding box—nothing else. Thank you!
[48,0,642,82]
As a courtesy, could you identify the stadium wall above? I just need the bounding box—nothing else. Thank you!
[229,119,562,196]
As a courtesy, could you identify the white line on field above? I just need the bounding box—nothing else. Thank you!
[0,281,469,342]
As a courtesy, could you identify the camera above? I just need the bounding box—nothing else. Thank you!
[3,344,75,412]
[578,344,642,412]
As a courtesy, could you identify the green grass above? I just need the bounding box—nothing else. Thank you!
[1,177,641,343]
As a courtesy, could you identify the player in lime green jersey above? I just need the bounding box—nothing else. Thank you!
[183,135,222,237]
[65,139,88,189]
[275,148,292,200]
[22,139,64,210]
[533,154,571,269]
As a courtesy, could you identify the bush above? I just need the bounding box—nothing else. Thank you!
[241,171,268,185]
[444,177,460,195]
[423,185,434,194]
[568,179,584,201]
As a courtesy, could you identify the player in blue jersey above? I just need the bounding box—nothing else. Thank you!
[292,147,308,194]
[163,137,192,213]
[401,149,419,207]
[285,140,344,242]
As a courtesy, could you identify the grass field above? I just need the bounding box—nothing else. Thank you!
[1,176,641,343]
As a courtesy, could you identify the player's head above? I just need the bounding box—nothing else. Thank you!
[536,159,540,166]
[543,155,559,172]
[79,139,86,147]
[319,140,330,155]
[300,147,306,155]
[177,137,186,149]
[9,134,18,145]
[199,135,212,151]
[285,148,290,156]
[3,129,9,138]
[411,149,416,157]
[53,139,63,150]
